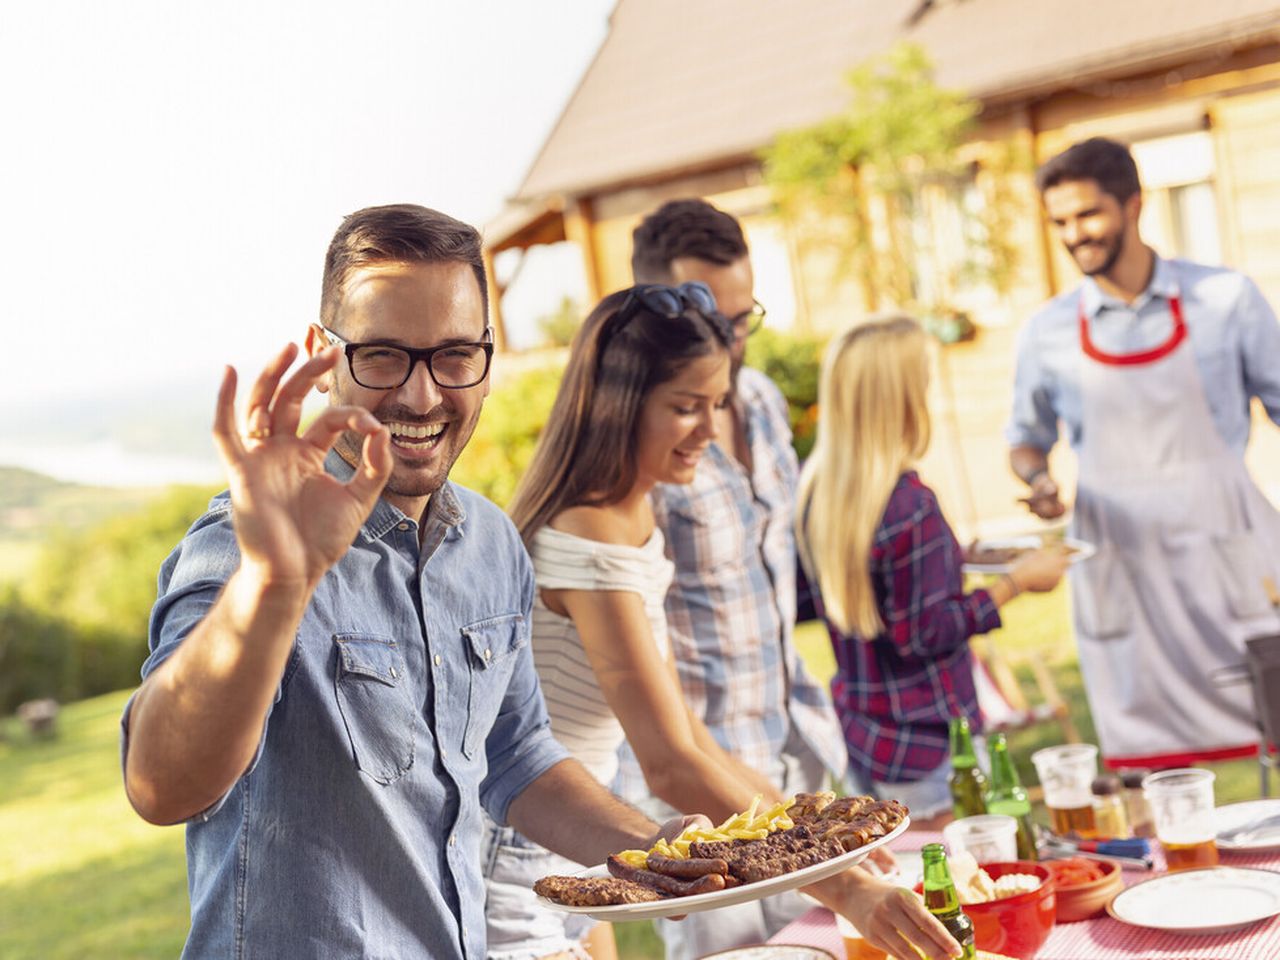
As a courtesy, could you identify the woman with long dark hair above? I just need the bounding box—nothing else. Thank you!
[484,289,960,960]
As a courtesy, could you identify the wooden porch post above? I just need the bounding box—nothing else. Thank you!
[482,248,508,353]
[563,197,603,303]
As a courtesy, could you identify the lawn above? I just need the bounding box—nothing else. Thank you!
[1,591,1265,958]
[0,691,188,959]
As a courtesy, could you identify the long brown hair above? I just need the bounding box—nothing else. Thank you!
[509,288,732,544]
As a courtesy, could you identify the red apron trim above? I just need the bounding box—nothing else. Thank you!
[1102,741,1258,770]
[1079,294,1186,367]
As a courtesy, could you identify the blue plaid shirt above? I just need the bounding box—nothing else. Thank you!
[617,367,846,799]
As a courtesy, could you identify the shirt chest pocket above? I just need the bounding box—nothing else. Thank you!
[461,614,525,760]
[671,502,753,573]
[333,634,416,785]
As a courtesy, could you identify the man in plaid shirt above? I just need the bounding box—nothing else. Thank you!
[620,199,849,959]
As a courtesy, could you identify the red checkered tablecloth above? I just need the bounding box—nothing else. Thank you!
[767,830,1280,959]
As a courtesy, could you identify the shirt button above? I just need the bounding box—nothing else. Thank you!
[397,522,410,531]
[433,654,442,666]
[389,667,398,679]
[440,747,447,759]
[449,834,456,847]
[483,648,491,661]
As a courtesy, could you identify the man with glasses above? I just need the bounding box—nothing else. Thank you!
[121,204,698,959]
[625,199,889,960]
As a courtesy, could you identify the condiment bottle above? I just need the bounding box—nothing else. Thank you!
[984,731,1038,860]
[1118,767,1154,837]
[1091,774,1130,838]
[948,716,988,819]
[921,843,978,959]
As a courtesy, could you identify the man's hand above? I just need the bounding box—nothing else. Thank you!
[213,343,392,588]
[1018,472,1066,519]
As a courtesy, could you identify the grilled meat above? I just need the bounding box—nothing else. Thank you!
[533,875,664,906]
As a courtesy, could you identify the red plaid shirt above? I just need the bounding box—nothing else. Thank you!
[823,471,1000,783]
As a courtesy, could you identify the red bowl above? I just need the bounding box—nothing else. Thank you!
[915,861,1056,960]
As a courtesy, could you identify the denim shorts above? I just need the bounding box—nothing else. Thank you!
[481,816,595,960]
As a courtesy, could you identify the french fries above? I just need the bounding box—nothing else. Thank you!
[616,795,795,868]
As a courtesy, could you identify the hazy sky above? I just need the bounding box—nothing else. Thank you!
[2,1,610,484]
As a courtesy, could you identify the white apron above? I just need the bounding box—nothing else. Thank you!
[1070,291,1280,766]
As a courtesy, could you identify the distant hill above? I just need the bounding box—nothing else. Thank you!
[0,466,167,582]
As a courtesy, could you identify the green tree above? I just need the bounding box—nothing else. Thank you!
[762,43,994,316]
[536,295,582,348]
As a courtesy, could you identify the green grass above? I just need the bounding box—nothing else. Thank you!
[0,690,188,959]
[1,601,1265,960]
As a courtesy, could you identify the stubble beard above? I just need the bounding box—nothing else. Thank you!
[333,402,483,502]
[1073,230,1125,278]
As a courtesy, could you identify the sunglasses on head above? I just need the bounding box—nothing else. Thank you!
[614,282,720,325]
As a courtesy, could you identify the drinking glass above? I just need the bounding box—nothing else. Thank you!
[1142,768,1219,872]
[1032,744,1099,837]
[944,814,1019,864]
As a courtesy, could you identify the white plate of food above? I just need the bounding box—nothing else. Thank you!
[535,801,911,922]
[962,536,1096,574]
[1215,799,1280,851]
[1107,866,1280,933]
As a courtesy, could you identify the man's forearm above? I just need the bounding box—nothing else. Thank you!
[1010,444,1050,485]
[507,759,658,867]
[124,569,311,824]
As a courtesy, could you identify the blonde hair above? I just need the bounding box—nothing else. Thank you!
[797,316,932,637]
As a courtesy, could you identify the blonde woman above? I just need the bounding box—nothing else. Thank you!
[797,317,1067,827]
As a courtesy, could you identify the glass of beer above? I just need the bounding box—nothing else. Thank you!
[1142,768,1219,872]
[1032,744,1099,837]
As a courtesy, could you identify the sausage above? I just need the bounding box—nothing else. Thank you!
[645,853,729,879]
[607,855,727,896]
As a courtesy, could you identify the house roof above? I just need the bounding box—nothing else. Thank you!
[512,0,1280,203]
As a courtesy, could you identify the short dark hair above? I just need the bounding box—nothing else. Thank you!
[320,203,488,327]
[631,198,749,283]
[1035,137,1142,205]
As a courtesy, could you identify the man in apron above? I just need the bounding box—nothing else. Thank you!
[1007,137,1280,768]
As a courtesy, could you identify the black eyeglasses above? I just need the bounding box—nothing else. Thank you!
[321,326,494,390]
[726,301,767,340]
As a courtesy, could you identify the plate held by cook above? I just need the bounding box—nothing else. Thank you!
[962,536,1096,575]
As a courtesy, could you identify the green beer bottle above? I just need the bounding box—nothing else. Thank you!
[921,843,977,959]
[984,731,1039,861]
[948,715,987,819]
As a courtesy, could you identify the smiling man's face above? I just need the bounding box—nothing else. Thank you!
[1043,178,1141,279]
[311,259,489,519]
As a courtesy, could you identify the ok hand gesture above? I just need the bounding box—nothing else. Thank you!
[212,343,392,590]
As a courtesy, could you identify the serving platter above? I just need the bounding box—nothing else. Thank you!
[962,536,1096,575]
[1106,866,1280,933]
[538,816,911,922]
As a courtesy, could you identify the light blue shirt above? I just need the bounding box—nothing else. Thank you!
[1006,256,1280,455]
[123,452,568,959]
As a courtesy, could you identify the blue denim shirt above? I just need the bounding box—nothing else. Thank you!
[122,453,568,959]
